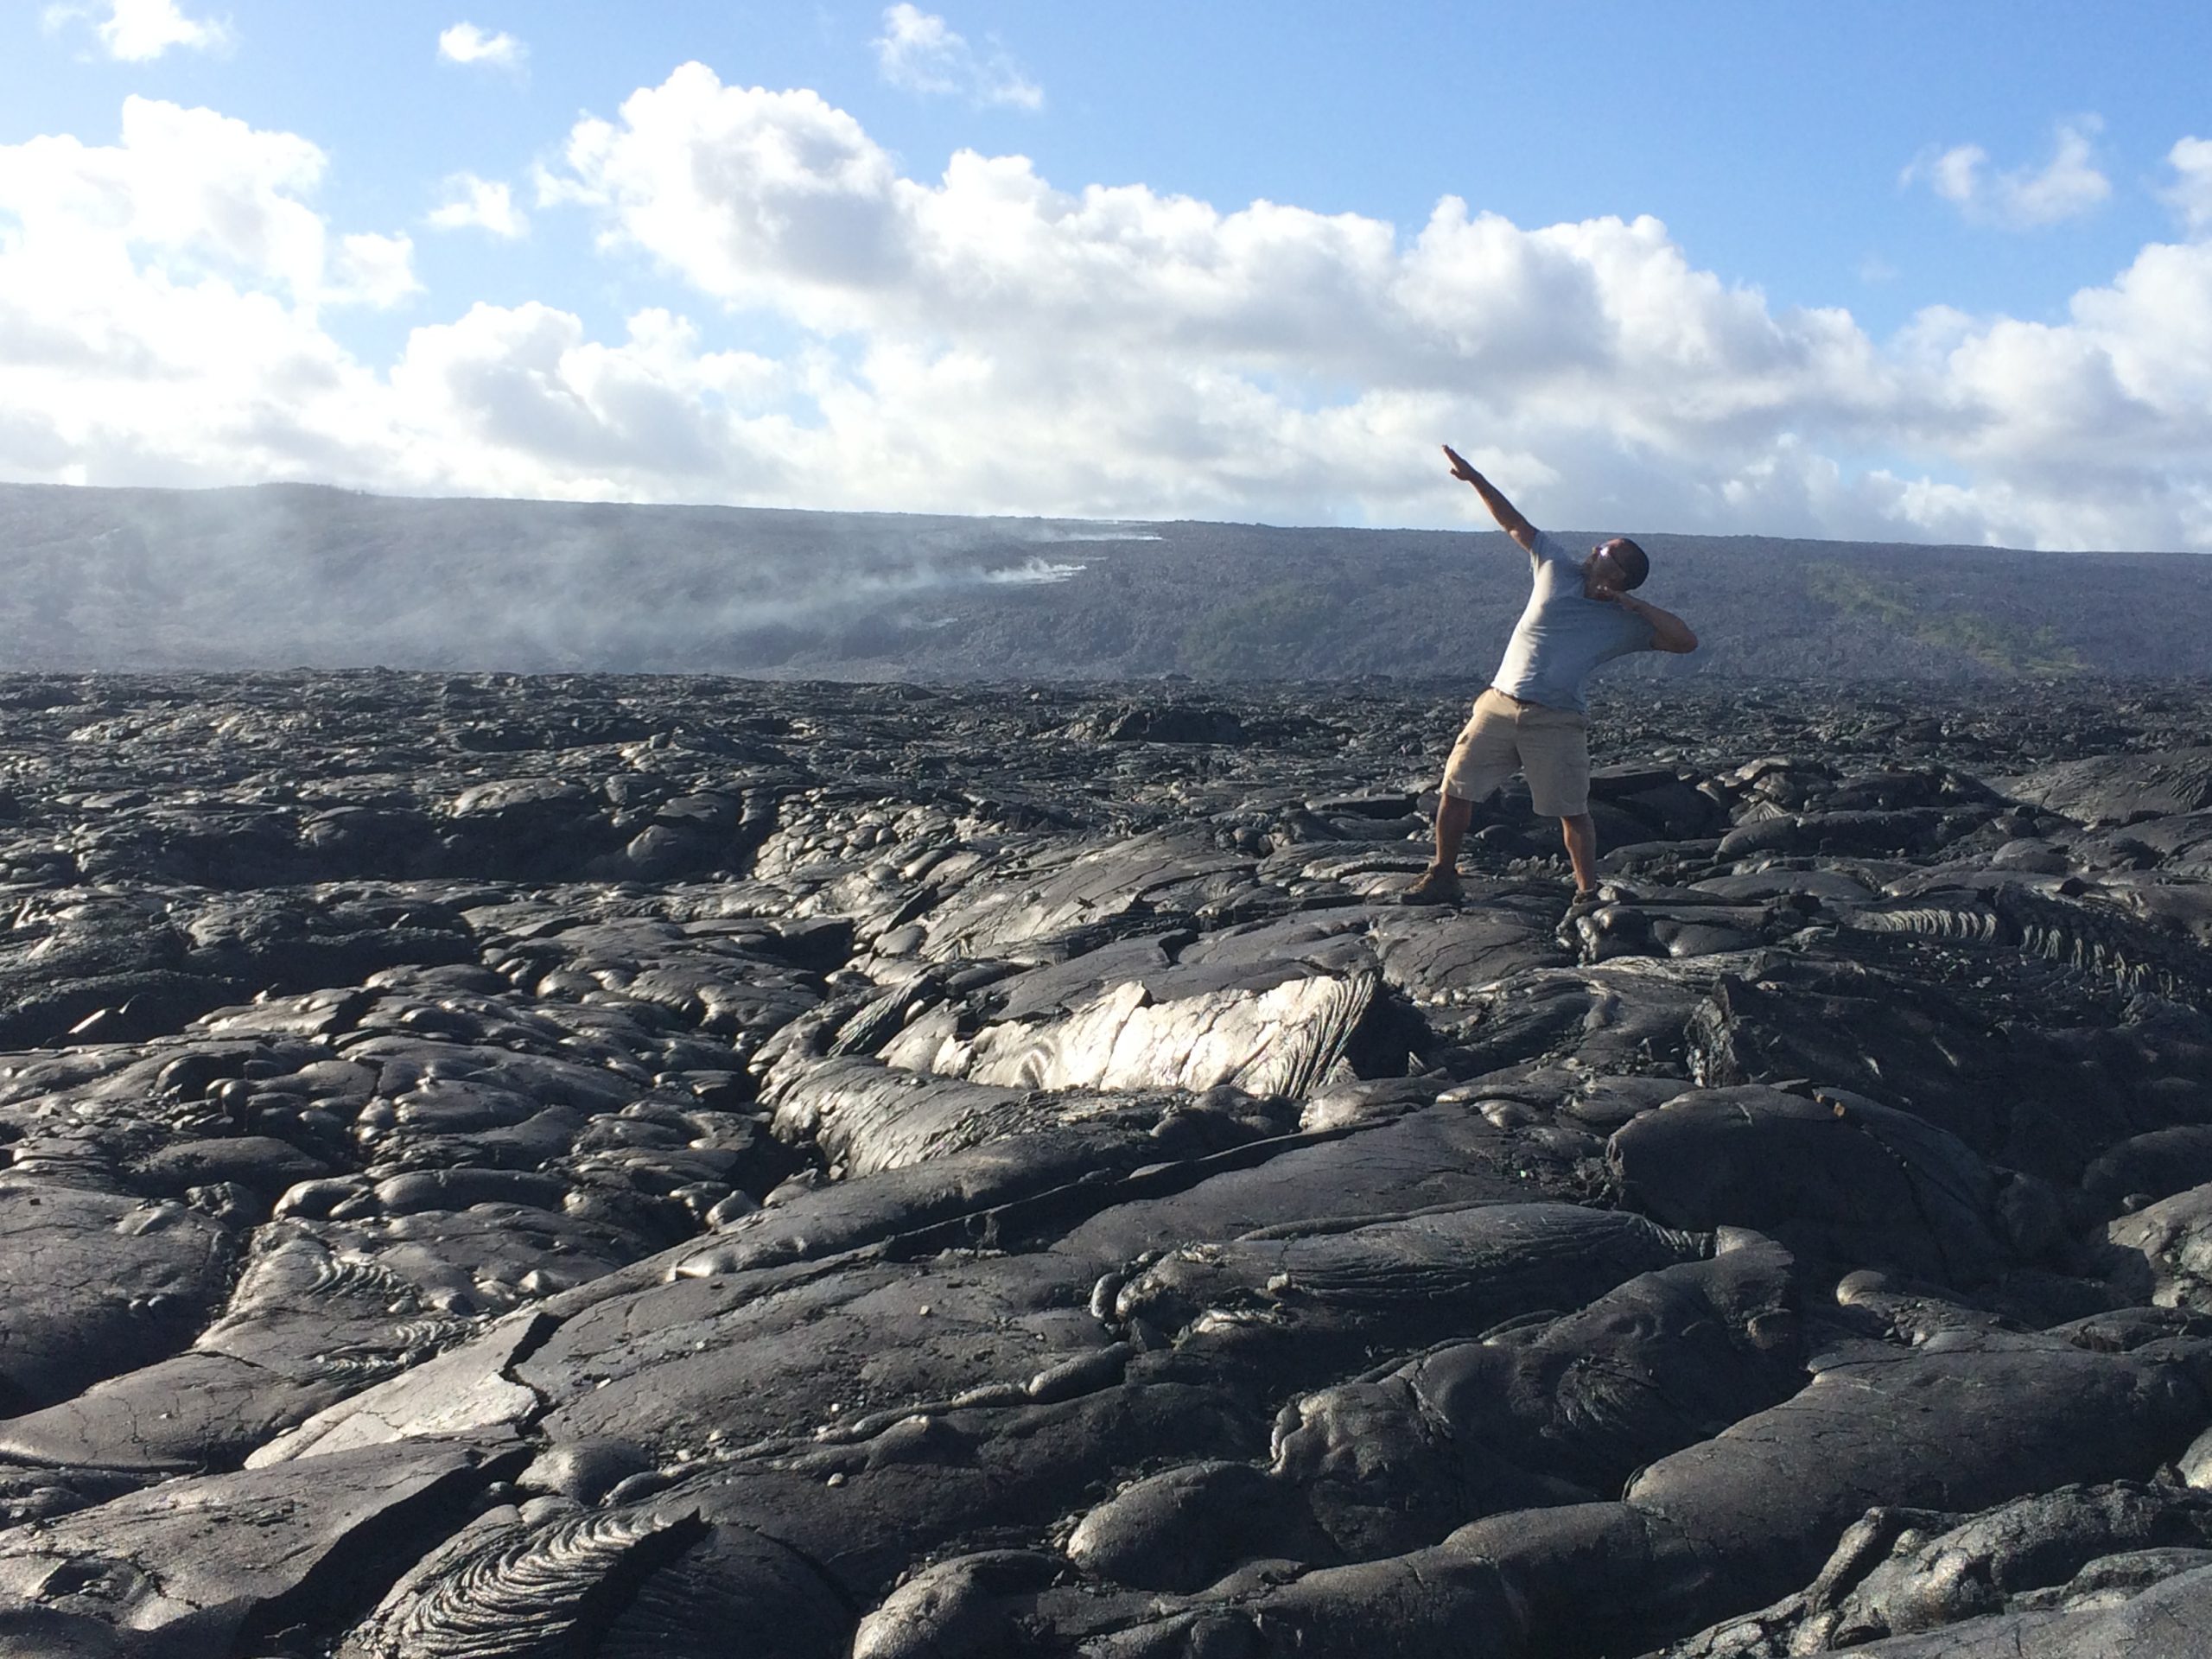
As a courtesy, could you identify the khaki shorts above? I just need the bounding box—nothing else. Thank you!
[1440,687,1591,817]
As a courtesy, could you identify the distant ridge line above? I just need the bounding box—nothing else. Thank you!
[2,481,2202,678]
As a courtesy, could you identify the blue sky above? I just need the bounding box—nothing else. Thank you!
[4,2,2210,549]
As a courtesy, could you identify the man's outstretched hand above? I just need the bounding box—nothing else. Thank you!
[1442,444,1536,549]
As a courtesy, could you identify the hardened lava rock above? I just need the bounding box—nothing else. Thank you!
[1,671,2210,1656]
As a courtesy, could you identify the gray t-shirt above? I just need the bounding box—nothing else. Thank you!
[1490,531,1656,714]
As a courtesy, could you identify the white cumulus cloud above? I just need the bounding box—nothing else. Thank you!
[0,99,425,490]
[521,70,2212,544]
[2163,136,2212,238]
[437,22,524,70]
[388,302,788,498]
[539,65,1902,526]
[330,231,423,308]
[428,174,527,238]
[4,80,2212,553]
[1904,117,2111,230]
[42,0,232,61]
[874,4,1041,110]
[3,98,341,301]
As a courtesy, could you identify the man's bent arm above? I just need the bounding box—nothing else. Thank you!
[1611,592,1699,654]
[1441,444,1537,550]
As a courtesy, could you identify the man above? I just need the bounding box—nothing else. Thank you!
[1403,444,1699,908]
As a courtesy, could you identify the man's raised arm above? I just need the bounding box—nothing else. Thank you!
[1442,444,1537,550]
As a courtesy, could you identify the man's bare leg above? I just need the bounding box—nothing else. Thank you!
[1429,791,1473,875]
[1404,792,1473,903]
[1561,813,1598,896]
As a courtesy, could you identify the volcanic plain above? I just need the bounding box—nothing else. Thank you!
[3,669,2212,1656]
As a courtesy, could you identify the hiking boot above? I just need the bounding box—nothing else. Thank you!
[1401,866,1463,906]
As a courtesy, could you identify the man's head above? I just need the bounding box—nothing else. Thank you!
[1587,537,1649,592]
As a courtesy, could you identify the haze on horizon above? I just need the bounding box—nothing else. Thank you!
[3,3,2209,553]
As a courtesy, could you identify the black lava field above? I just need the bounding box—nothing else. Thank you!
[5,668,2212,1658]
